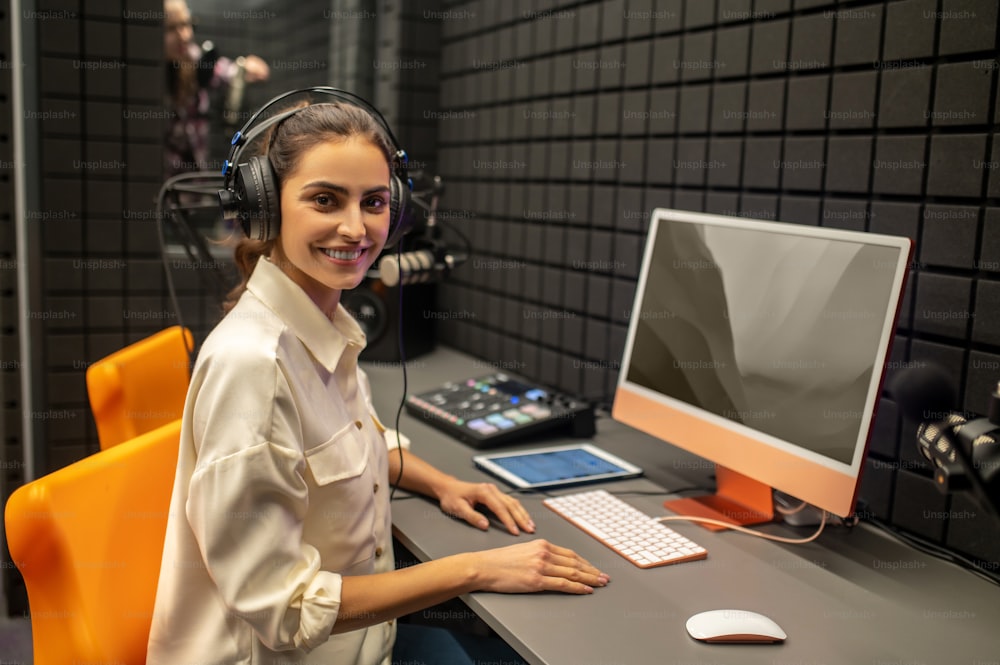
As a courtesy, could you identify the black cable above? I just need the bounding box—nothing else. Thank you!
[861,515,1000,587]
[390,235,407,502]
[156,172,213,367]
[156,171,239,370]
[383,184,473,500]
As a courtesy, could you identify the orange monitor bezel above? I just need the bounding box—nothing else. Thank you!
[613,384,865,518]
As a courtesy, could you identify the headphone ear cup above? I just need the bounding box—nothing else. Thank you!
[385,173,412,248]
[236,156,281,241]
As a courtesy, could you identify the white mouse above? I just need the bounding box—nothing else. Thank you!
[686,609,787,643]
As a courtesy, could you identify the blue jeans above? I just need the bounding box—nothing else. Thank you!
[392,623,528,665]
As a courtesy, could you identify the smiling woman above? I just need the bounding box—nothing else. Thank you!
[145,98,610,665]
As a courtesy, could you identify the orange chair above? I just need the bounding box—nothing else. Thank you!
[86,326,192,449]
[4,419,181,665]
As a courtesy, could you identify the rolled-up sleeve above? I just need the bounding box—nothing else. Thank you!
[187,442,343,652]
[184,348,343,653]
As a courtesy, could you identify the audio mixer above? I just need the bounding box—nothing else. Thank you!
[405,373,596,448]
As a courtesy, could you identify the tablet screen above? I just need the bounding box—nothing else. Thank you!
[493,448,623,483]
[474,444,642,488]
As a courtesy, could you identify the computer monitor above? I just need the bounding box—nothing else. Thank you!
[613,208,912,527]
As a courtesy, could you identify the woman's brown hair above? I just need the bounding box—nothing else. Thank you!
[222,102,396,312]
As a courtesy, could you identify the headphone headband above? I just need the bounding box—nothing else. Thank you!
[221,86,406,187]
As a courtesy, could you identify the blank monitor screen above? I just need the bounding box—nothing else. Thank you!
[613,208,912,520]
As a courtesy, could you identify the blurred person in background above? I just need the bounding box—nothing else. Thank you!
[164,0,271,177]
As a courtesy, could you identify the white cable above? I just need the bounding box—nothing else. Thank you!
[657,511,828,544]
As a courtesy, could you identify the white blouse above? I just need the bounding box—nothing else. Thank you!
[147,257,407,665]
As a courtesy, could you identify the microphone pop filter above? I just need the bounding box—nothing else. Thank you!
[886,364,957,423]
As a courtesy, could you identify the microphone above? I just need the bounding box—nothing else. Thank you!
[889,365,1000,519]
[224,56,247,126]
[376,173,468,287]
[197,41,220,88]
[378,244,459,288]
[917,413,998,491]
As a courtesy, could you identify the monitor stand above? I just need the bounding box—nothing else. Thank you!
[664,465,774,531]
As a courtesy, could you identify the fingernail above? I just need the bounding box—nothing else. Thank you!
[479,519,489,529]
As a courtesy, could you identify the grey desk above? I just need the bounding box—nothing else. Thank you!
[365,347,1000,665]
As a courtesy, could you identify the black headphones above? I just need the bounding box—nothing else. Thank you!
[218,86,413,247]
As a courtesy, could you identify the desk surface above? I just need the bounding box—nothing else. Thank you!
[365,347,1000,665]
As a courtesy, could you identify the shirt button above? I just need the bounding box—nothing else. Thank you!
[375,546,384,558]
[354,420,363,429]
[373,482,380,493]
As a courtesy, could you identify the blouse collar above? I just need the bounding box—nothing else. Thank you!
[245,256,367,372]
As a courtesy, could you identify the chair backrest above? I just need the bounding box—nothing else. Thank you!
[5,420,181,665]
[86,326,192,449]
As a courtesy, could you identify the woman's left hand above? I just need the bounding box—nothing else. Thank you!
[436,479,536,535]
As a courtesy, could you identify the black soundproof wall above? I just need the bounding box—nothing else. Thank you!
[428,0,1000,570]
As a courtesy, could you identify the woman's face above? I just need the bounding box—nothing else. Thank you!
[164,1,195,63]
[273,136,392,315]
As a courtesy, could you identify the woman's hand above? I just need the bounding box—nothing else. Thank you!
[467,539,610,594]
[336,539,611,632]
[242,54,270,83]
[436,478,535,535]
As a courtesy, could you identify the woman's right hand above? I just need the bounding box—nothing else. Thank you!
[467,539,610,595]
[334,539,609,634]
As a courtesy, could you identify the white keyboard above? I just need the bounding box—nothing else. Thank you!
[543,489,708,569]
